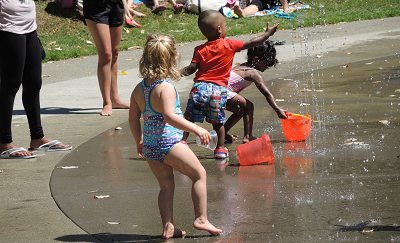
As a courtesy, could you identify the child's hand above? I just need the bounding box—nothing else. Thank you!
[137,140,144,159]
[276,108,288,119]
[196,127,211,145]
[265,22,280,36]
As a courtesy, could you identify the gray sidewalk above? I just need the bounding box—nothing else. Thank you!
[1,17,400,242]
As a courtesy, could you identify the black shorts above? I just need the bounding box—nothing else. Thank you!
[251,0,290,11]
[83,0,124,27]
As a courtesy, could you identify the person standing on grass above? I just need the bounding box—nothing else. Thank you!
[83,0,131,116]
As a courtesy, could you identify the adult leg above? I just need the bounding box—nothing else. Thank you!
[109,25,130,110]
[86,20,129,116]
[0,31,34,157]
[146,159,186,239]
[20,31,70,150]
[164,143,222,235]
[233,4,258,17]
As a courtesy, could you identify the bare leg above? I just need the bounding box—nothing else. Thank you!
[164,143,222,235]
[109,27,130,110]
[86,20,129,116]
[233,4,259,18]
[225,96,244,142]
[147,159,186,239]
[182,131,190,142]
[241,98,256,143]
[226,94,256,143]
[212,123,225,150]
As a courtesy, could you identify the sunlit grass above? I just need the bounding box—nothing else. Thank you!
[35,0,400,62]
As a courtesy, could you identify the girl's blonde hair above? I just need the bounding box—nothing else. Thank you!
[139,34,181,81]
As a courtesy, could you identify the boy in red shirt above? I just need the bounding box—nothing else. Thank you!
[181,10,279,159]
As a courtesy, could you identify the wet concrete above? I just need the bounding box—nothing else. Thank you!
[1,17,400,243]
[50,53,400,242]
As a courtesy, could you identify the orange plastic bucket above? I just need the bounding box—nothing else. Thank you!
[281,112,311,141]
[236,134,275,166]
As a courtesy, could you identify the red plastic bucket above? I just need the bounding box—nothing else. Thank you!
[236,134,274,166]
[281,112,311,141]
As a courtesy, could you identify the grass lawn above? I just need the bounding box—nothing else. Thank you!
[35,0,400,62]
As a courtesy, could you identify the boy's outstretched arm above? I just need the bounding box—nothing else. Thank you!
[180,61,200,77]
[242,22,279,50]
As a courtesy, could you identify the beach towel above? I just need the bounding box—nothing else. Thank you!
[222,1,310,18]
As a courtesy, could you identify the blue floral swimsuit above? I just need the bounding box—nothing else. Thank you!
[141,79,183,163]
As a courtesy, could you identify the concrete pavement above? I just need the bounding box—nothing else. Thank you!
[1,17,400,242]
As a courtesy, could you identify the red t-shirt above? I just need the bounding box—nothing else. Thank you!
[191,38,243,87]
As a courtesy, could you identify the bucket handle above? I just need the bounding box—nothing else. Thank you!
[287,112,311,119]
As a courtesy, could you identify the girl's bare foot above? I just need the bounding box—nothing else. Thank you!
[101,104,113,116]
[243,136,257,144]
[30,137,70,150]
[162,222,186,239]
[193,218,222,235]
[0,142,34,157]
[233,5,246,18]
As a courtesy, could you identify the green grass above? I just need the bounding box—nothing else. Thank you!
[36,0,400,62]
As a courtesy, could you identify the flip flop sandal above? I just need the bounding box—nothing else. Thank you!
[152,4,167,13]
[125,18,142,27]
[273,40,286,45]
[0,147,36,159]
[214,147,229,159]
[28,140,72,152]
[173,3,184,12]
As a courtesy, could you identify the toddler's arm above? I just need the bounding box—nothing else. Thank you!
[129,87,145,158]
[180,61,199,77]
[242,22,279,50]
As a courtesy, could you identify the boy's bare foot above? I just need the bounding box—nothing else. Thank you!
[101,104,113,116]
[243,136,257,144]
[162,223,186,239]
[0,142,34,157]
[233,5,246,18]
[30,137,70,150]
[193,218,222,235]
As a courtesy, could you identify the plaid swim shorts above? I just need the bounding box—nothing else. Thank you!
[184,81,227,124]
